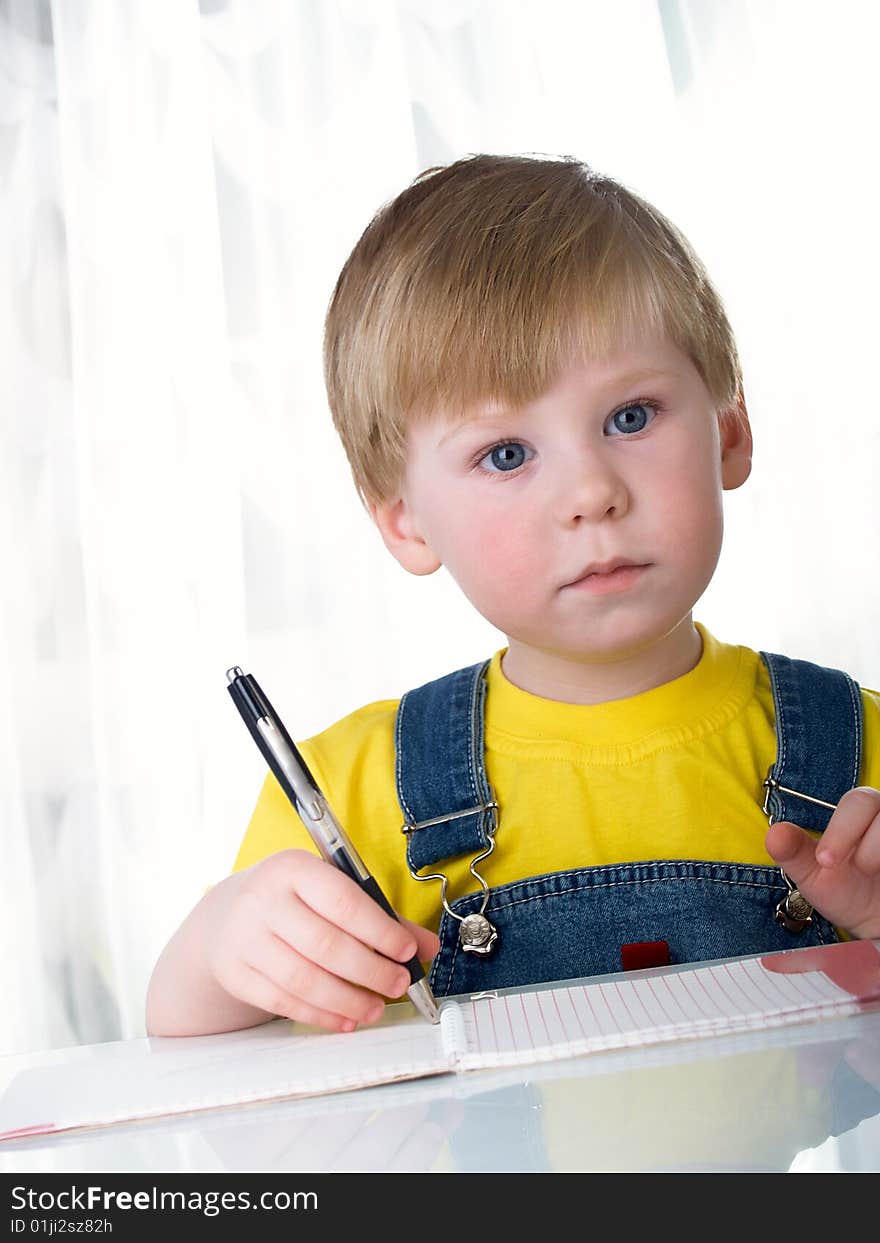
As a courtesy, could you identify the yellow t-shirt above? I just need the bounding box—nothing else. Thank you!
[234,620,880,934]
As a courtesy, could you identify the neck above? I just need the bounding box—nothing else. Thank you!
[500,617,703,705]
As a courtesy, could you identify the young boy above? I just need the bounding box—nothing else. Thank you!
[146,153,880,1039]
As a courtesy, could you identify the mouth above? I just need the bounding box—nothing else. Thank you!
[562,561,651,595]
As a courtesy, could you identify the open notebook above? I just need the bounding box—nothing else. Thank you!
[2,939,879,1140]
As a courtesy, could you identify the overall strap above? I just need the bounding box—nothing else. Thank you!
[759,650,863,829]
[395,659,494,872]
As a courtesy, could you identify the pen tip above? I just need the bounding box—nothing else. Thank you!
[408,978,440,1025]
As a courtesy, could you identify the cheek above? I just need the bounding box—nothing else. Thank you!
[431,496,541,590]
[652,446,723,525]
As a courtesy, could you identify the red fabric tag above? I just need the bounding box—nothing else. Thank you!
[621,940,671,971]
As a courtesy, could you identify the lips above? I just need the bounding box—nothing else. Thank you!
[564,557,646,587]
[562,561,651,596]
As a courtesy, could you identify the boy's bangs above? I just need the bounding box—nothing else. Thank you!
[388,243,677,429]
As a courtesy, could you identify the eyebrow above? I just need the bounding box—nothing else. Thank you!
[608,366,678,389]
[437,367,680,447]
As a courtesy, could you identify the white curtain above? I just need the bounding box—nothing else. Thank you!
[1,0,878,1103]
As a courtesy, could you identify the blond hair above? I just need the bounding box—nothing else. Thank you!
[323,153,747,509]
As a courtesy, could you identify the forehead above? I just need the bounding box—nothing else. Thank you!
[431,336,701,433]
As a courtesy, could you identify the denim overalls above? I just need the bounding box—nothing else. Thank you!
[395,649,863,997]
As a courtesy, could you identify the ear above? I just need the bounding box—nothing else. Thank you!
[719,387,753,490]
[369,495,442,576]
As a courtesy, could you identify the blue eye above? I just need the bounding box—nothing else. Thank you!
[479,441,531,473]
[606,402,658,435]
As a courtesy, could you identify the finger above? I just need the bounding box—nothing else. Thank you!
[282,852,419,963]
[399,917,441,961]
[765,820,823,890]
[218,960,358,1034]
[270,894,415,1001]
[815,787,880,868]
[252,926,396,1026]
[852,815,880,875]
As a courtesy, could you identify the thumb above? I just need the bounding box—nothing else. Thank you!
[765,820,821,889]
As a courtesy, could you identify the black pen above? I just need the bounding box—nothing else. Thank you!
[225,666,440,1025]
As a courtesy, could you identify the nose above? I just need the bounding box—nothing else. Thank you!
[553,446,630,525]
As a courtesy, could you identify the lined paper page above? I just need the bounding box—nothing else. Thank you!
[449,956,863,1071]
[0,1016,449,1140]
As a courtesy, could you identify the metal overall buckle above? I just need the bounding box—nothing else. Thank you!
[762,769,837,932]
[401,794,500,956]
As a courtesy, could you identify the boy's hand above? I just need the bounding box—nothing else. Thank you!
[765,785,880,940]
[206,849,440,1033]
